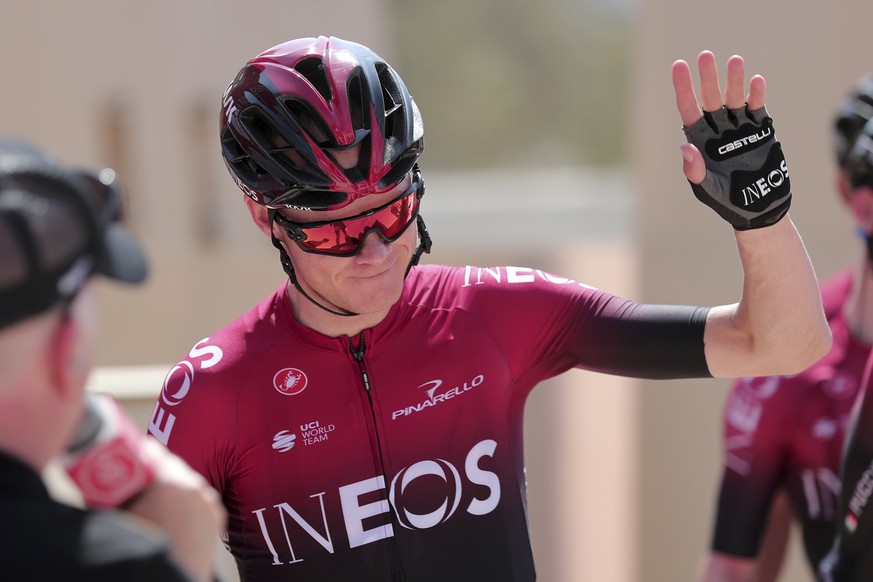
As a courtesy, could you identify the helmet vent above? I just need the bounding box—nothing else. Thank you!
[283,100,331,146]
[376,64,402,140]
[221,128,248,165]
[244,109,316,181]
[346,72,366,131]
[295,58,333,103]
[379,153,415,188]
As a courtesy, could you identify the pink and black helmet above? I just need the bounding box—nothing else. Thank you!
[220,36,425,211]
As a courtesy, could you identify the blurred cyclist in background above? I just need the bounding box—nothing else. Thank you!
[819,113,873,582]
[698,76,873,582]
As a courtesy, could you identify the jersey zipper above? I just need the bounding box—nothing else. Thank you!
[348,332,406,581]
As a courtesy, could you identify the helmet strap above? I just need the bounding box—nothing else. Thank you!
[269,211,358,317]
[268,211,434,319]
[406,214,432,276]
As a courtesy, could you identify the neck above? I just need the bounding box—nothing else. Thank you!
[847,250,873,345]
[286,280,391,337]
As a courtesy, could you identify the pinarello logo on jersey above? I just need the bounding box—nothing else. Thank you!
[161,361,195,406]
[848,458,873,529]
[392,374,485,420]
[273,368,308,396]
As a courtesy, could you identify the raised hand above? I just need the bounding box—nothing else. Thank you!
[672,51,791,230]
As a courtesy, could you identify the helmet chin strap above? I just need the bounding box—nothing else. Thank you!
[274,238,358,317]
[268,211,432,319]
[408,215,433,273]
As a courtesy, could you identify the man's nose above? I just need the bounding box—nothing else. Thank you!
[356,227,391,259]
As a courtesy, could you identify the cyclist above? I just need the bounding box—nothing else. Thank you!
[819,114,873,582]
[148,38,830,581]
[699,75,873,582]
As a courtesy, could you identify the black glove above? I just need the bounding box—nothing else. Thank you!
[683,105,791,230]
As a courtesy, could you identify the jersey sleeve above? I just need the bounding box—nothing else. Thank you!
[448,265,710,384]
[147,337,238,497]
[710,375,795,557]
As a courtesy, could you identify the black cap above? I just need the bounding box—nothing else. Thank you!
[0,138,148,329]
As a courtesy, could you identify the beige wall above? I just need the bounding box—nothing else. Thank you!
[0,0,393,366]
[8,1,872,580]
[633,2,873,580]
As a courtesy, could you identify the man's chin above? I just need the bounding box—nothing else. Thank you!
[343,280,405,316]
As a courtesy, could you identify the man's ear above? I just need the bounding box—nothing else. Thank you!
[244,196,274,237]
[48,315,82,401]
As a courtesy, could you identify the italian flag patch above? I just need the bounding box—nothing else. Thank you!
[845,512,859,534]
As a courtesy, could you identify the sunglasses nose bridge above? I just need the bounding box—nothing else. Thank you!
[371,221,400,242]
[350,225,394,257]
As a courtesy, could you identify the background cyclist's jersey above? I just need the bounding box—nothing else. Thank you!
[710,270,870,572]
[822,314,873,581]
[148,264,709,582]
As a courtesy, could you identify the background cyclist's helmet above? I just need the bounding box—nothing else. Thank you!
[845,118,873,192]
[220,36,424,211]
[833,75,873,172]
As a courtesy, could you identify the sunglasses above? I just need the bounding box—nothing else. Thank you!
[273,170,425,257]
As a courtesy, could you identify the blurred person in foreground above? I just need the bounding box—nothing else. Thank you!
[819,115,873,582]
[0,139,225,581]
[148,37,831,581]
[698,76,873,582]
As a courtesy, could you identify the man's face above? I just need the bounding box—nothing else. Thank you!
[273,174,418,317]
[843,165,873,234]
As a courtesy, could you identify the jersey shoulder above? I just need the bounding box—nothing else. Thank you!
[405,263,602,310]
[163,284,294,399]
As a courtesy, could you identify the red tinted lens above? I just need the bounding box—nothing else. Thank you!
[299,190,419,255]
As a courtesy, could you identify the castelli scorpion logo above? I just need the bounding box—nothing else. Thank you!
[273,368,308,396]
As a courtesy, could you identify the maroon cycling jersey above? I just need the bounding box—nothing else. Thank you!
[711,270,871,571]
[149,264,709,581]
